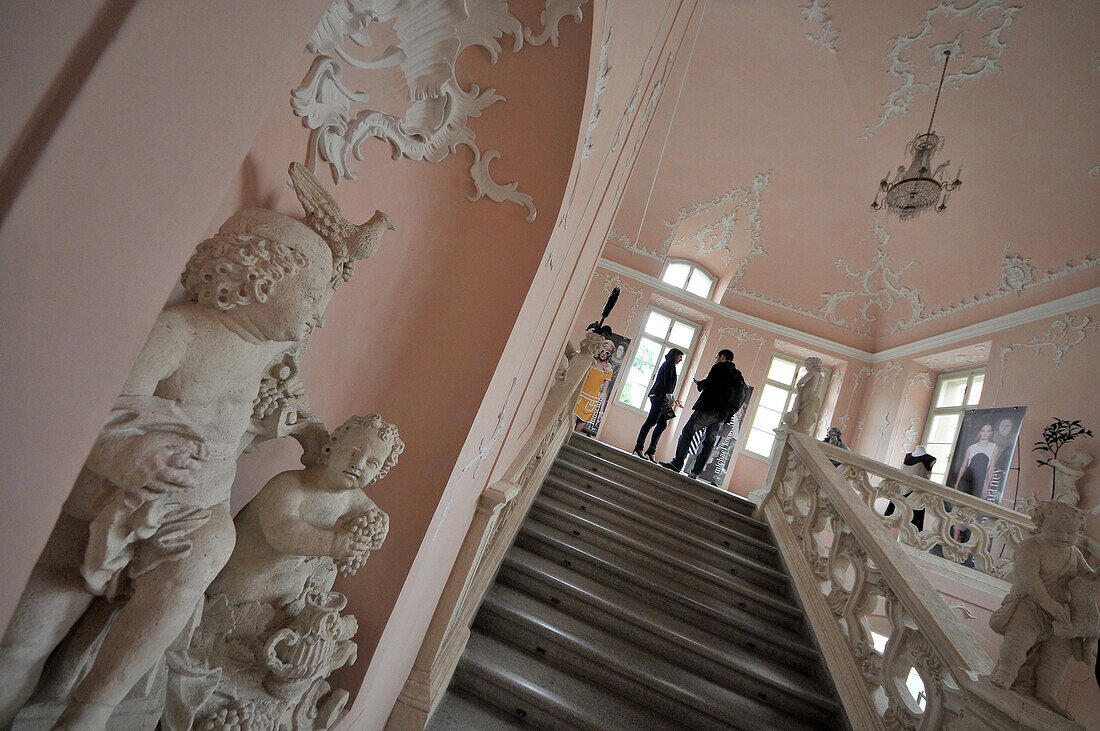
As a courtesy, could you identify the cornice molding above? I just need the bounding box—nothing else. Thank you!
[873,287,1100,363]
[597,257,874,361]
[597,257,1100,365]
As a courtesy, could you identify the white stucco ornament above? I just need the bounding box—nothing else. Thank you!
[293,0,591,223]
[163,415,403,731]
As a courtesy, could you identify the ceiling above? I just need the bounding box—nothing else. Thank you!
[601,0,1100,351]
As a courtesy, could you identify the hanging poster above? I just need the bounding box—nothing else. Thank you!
[944,406,1026,506]
[691,385,754,486]
[574,332,631,436]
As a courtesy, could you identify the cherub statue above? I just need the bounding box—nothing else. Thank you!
[0,163,393,730]
[782,357,825,435]
[1045,451,1093,507]
[164,415,403,730]
[989,501,1099,718]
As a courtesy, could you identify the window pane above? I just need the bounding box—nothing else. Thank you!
[753,406,783,433]
[686,269,713,298]
[759,383,790,411]
[634,337,662,367]
[668,321,695,348]
[966,373,985,405]
[767,357,798,385]
[745,429,775,456]
[936,375,969,408]
[644,311,671,338]
[927,414,960,444]
[662,262,690,289]
[620,382,646,409]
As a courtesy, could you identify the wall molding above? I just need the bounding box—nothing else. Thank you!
[292,0,591,222]
[598,257,1100,365]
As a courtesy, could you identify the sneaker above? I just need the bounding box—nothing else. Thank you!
[659,461,682,472]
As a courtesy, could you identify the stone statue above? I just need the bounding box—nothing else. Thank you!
[782,357,825,435]
[1045,451,1093,507]
[0,163,393,730]
[163,415,403,730]
[988,501,1100,719]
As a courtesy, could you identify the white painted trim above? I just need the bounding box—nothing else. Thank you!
[597,258,875,361]
[872,287,1100,363]
[596,258,1100,364]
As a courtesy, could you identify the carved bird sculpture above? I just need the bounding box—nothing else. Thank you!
[288,161,396,265]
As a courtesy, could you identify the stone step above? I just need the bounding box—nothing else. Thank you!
[556,445,768,540]
[568,434,756,515]
[495,546,839,717]
[426,688,530,730]
[449,630,681,730]
[516,517,804,633]
[540,471,781,573]
[530,493,796,604]
[474,584,831,731]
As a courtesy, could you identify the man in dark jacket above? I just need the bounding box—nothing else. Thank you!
[661,349,746,478]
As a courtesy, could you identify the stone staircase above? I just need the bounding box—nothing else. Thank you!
[427,433,845,730]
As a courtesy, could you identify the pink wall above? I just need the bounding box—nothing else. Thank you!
[0,0,333,634]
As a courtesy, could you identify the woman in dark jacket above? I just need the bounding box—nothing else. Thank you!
[633,348,684,461]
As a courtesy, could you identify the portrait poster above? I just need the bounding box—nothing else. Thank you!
[693,385,754,486]
[577,332,631,436]
[944,406,1026,506]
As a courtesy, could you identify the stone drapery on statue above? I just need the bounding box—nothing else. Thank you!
[0,163,394,731]
[163,415,403,730]
[782,356,825,436]
[987,501,1100,721]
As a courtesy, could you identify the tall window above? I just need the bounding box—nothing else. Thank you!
[617,308,699,411]
[743,354,830,458]
[661,259,716,299]
[921,368,985,483]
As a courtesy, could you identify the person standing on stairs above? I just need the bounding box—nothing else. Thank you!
[661,349,746,479]
[633,348,684,462]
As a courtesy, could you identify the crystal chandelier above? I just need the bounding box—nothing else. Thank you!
[872,50,962,220]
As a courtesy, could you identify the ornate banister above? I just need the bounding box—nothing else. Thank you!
[756,429,1081,730]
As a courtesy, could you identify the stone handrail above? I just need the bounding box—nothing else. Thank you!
[386,339,596,729]
[757,429,1080,730]
[813,441,1035,581]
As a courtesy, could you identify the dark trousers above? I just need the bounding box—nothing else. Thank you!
[634,395,671,454]
[671,410,726,474]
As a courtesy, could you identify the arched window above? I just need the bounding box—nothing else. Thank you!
[660,259,716,299]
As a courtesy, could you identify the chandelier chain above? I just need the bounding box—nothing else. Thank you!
[927,50,950,136]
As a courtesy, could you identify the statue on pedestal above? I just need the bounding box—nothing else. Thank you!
[782,357,825,436]
[164,415,402,730]
[988,501,1100,720]
[0,163,394,730]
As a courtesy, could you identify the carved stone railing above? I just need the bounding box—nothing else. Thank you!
[756,429,1080,731]
[819,442,1034,581]
[386,337,598,730]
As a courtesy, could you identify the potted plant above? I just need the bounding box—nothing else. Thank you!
[1033,418,1093,500]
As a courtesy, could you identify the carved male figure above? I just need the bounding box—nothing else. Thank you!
[782,356,825,435]
[0,164,392,729]
[989,501,1098,718]
[208,414,402,608]
[165,415,403,730]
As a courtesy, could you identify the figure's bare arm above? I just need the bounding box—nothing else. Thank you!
[119,310,190,395]
[1017,540,1070,621]
[349,491,380,515]
[257,477,342,558]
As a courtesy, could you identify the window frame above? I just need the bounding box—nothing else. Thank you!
[740,353,831,460]
[613,306,700,416]
[660,259,717,299]
[920,367,986,484]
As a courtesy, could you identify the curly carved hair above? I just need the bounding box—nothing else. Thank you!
[322,414,404,485]
[1032,500,1086,531]
[181,216,311,311]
